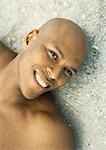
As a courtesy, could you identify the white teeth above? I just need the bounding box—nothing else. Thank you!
[35,72,48,88]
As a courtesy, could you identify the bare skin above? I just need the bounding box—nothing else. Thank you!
[0,18,87,150]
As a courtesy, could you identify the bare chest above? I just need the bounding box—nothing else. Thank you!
[0,101,57,150]
[0,104,45,150]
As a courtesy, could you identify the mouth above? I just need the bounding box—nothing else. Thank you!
[33,71,50,89]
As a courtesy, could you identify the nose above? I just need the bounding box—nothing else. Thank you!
[46,65,62,80]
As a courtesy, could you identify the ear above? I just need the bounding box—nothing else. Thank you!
[23,29,38,48]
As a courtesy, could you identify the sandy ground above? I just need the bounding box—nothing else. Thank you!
[0,0,106,150]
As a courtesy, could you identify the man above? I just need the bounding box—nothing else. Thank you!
[0,18,87,150]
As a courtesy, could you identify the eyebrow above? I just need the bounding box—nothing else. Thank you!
[54,46,64,58]
[54,46,77,74]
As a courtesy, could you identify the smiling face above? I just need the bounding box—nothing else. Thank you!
[18,18,87,100]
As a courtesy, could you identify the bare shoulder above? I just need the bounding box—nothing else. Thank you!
[32,93,75,149]
[0,41,16,55]
[35,110,75,150]
[35,111,75,150]
[0,41,17,71]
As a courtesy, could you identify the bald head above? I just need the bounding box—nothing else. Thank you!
[39,18,84,35]
[38,18,88,66]
[25,18,88,68]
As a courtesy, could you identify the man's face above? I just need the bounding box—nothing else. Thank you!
[18,21,87,100]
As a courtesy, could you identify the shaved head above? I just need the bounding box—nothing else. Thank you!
[38,18,88,66]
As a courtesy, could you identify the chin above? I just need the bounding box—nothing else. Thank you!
[22,91,41,100]
[20,86,46,100]
[19,74,53,100]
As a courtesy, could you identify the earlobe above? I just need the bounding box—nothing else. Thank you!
[26,29,38,45]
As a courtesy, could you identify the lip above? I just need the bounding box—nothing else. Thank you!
[33,71,50,89]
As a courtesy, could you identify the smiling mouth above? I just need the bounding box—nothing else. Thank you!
[33,71,50,89]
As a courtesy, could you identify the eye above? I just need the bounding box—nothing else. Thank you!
[48,50,58,60]
[64,67,73,76]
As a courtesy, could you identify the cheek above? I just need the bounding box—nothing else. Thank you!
[34,50,49,65]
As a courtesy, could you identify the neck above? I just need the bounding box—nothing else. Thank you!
[0,54,26,105]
